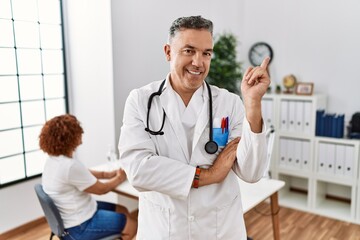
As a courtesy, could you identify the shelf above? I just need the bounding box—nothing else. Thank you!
[277,168,312,178]
[315,180,355,221]
[278,174,309,210]
[265,93,360,223]
[278,132,313,140]
[279,191,309,212]
[314,199,353,222]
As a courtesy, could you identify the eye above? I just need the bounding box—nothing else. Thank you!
[204,52,212,57]
[183,49,194,55]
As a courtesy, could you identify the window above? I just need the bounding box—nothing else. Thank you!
[0,0,68,187]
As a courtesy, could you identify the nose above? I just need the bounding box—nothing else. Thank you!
[192,52,203,67]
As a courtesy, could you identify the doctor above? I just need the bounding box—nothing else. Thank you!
[119,15,270,239]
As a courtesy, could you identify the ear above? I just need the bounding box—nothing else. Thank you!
[164,44,171,61]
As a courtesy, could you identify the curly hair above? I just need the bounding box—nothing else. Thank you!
[39,114,84,156]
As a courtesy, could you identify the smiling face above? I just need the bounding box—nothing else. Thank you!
[164,28,213,98]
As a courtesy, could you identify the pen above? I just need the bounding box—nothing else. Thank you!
[221,117,225,133]
[225,116,229,133]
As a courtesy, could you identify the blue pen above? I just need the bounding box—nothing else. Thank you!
[225,116,229,133]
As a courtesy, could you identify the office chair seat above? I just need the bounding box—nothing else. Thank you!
[34,183,121,240]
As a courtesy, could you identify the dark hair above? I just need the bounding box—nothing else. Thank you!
[169,15,213,42]
[39,114,84,156]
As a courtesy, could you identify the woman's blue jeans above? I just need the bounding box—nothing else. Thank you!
[63,201,126,240]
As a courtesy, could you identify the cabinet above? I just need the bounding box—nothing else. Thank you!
[262,93,360,223]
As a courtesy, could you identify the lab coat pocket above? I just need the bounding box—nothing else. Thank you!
[138,195,170,240]
[213,128,229,147]
[216,194,246,240]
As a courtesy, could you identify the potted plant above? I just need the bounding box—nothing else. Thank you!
[207,33,243,95]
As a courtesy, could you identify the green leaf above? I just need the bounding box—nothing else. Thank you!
[207,32,243,95]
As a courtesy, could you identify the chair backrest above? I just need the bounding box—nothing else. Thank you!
[34,184,66,238]
[34,184,122,240]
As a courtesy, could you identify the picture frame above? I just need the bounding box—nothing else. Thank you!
[295,82,314,95]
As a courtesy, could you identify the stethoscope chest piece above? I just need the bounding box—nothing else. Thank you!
[205,140,218,154]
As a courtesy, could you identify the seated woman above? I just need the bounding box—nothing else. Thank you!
[39,114,137,240]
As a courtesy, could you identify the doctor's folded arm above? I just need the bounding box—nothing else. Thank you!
[118,15,271,240]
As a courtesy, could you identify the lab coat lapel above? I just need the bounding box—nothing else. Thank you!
[192,84,219,152]
[160,87,190,161]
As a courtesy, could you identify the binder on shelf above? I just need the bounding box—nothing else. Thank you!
[295,101,304,132]
[280,100,289,131]
[315,110,344,138]
[303,102,312,134]
[344,145,354,177]
[279,138,287,167]
[301,140,311,171]
[288,101,296,132]
[325,143,335,174]
[318,142,327,173]
[336,114,345,138]
[335,144,345,176]
[287,139,296,167]
[316,109,325,136]
[294,139,302,169]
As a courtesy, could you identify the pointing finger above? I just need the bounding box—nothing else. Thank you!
[260,57,271,69]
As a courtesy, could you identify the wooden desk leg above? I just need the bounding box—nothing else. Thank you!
[270,192,280,240]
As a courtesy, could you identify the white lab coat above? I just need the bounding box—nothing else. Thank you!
[119,76,268,240]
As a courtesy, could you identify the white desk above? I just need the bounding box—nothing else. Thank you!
[94,164,285,240]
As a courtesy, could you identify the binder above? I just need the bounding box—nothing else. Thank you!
[301,140,311,171]
[279,138,287,167]
[288,101,296,132]
[344,145,354,177]
[331,115,338,138]
[319,113,326,136]
[295,101,304,132]
[335,144,345,176]
[336,114,345,138]
[325,143,335,174]
[294,139,302,169]
[287,139,295,167]
[318,143,327,173]
[303,101,312,134]
[316,109,325,136]
[280,100,288,131]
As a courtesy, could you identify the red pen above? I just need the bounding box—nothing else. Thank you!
[221,117,225,133]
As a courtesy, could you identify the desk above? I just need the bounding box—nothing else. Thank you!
[94,164,285,240]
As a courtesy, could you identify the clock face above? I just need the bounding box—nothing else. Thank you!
[248,42,273,66]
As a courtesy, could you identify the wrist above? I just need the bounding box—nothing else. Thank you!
[192,166,201,188]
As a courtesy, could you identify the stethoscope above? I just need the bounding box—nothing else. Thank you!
[145,79,218,154]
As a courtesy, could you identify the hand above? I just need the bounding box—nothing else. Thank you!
[241,57,271,103]
[207,137,240,183]
[115,168,127,183]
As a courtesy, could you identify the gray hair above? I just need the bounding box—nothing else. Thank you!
[168,16,213,43]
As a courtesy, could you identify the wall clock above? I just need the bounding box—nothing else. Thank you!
[248,42,273,66]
